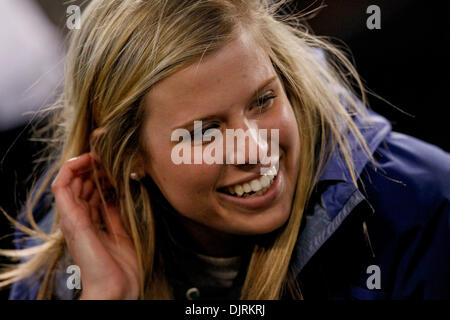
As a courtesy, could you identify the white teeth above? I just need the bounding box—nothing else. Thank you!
[235,185,244,197]
[225,165,278,197]
[267,166,277,176]
[260,175,270,188]
[250,179,262,192]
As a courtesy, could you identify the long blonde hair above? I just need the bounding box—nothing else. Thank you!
[0,0,372,299]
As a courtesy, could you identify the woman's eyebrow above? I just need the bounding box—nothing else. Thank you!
[250,75,277,100]
[172,75,278,130]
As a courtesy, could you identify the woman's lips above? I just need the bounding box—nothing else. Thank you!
[216,167,283,211]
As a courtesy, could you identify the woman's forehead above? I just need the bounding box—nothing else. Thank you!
[143,30,276,127]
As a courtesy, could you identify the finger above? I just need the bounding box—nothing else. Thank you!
[80,179,95,200]
[88,188,101,210]
[89,169,109,192]
[54,185,91,235]
[100,200,128,239]
[72,176,83,200]
[79,159,103,178]
[53,155,101,233]
[90,202,101,228]
[85,173,112,203]
[52,153,93,190]
[68,167,105,204]
[82,188,102,228]
[54,155,120,278]
[88,187,116,227]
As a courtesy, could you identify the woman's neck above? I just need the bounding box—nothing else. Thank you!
[169,214,253,258]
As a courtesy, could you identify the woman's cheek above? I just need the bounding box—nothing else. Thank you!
[277,102,301,174]
[266,102,298,148]
[166,162,219,208]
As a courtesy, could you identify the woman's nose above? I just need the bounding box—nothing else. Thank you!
[224,118,269,166]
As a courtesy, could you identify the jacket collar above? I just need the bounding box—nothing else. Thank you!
[318,108,392,185]
[291,109,392,276]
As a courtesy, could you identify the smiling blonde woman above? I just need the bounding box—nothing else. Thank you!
[1,0,449,300]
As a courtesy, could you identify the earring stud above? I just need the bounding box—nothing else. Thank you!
[130,172,141,180]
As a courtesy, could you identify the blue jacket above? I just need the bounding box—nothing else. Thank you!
[8,109,450,300]
[291,110,450,299]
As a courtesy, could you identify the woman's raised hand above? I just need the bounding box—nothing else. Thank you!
[51,152,140,299]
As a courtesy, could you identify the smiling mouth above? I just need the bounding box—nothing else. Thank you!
[217,165,278,198]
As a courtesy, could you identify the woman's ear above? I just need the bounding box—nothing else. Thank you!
[91,127,146,180]
[91,127,107,140]
[90,127,107,149]
[130,151,146,181]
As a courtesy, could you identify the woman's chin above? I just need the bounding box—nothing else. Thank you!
[219,203,292,236]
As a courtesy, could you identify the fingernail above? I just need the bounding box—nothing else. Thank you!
[67,155,81,162]
[68,153,89,162]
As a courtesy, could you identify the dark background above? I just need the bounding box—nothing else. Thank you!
[0,0,448,299]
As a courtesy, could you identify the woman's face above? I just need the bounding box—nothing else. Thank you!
[140,30,300,243]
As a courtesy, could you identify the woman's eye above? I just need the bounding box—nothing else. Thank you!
[190,123,220,141]
[253,92,277,112]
